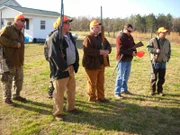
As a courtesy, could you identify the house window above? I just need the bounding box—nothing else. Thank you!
[7,22,12,25]
[25,19,29,30]
[40,20,45,29]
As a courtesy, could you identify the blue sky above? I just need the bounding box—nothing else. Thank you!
[16,0,180,18]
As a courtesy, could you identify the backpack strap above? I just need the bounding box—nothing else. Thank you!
[155,37,160,49]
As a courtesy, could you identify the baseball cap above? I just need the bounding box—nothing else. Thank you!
[157,27,168,33]
[53,22,58,29]
[90,20,101,28]
[14,14,26,22]
[56,16,73,26]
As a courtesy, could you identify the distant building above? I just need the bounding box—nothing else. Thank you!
[0,0,60,42]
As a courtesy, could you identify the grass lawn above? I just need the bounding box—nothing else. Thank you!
[0,32,180,135]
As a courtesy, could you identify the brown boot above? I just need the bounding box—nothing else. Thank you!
[4,99,15,106]
[55,114,63,121]
[13,96,27,102]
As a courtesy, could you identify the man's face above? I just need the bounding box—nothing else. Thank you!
[63,21,70,33]
[159,31,168,38]
[15,19,25,30]
[92,25,100,35]
[125,27,133,34]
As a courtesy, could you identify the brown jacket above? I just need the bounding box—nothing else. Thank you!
[0,24,24,68]
[82,32,111,69]
[116,32,135,62]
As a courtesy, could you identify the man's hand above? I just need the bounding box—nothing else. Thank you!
[63,67,70,72]
[17,42,21,48]
[156,49,160,53]
[100,50,109,56]
[132,51,136,56]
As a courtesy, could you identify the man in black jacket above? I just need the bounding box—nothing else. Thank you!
[46,16,79,121]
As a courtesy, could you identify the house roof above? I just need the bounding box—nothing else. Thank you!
[0,0,21,7]
[5,5,61,17]
[0,0,8,6]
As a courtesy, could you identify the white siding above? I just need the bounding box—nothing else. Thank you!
[0,7,21,27]
[1,7,21,19]
[0,6,59,42]
[32,16,56,39]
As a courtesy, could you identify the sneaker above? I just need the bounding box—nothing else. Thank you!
[4,99,15,106]
[158,92,164,96]
[13,96,27,102]
[98,98,109,103]
[114,94,123,99]
[55,114,63,121]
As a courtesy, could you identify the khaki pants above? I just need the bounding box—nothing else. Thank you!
[53,66,76,116]
[85,67,105,101]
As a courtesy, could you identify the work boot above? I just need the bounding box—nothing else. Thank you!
[121,91,133,95]
[4,99,15,106]
[158,92,164,96]
[98,98,110,103]
[13,96,27,102]
[114,94,124,99]
[67,108,82,114]
[150,92,156,96]
[55,114,64,121]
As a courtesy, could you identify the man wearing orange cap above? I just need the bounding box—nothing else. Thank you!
[46,16,79,121]
[82,20,111,103]
[0,14,27,106]
[147,27,171,96]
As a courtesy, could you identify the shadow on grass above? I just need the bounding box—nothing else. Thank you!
[164,93,180,97]
[131,93,180,105]
[62,99,180,135]
[14,99,52,115]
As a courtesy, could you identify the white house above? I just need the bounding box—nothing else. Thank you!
[0,0,61,42]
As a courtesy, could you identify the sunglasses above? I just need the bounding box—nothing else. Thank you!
[127,29,132,33]
[20,19,25,23]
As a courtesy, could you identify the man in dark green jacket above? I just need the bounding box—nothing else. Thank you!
[0,14,27,106]
[147,27,171,96]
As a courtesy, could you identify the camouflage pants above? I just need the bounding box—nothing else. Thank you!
[48,78,54,97]
[1,66,24,100]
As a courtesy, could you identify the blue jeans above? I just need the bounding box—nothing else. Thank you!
[114,61,132,95]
